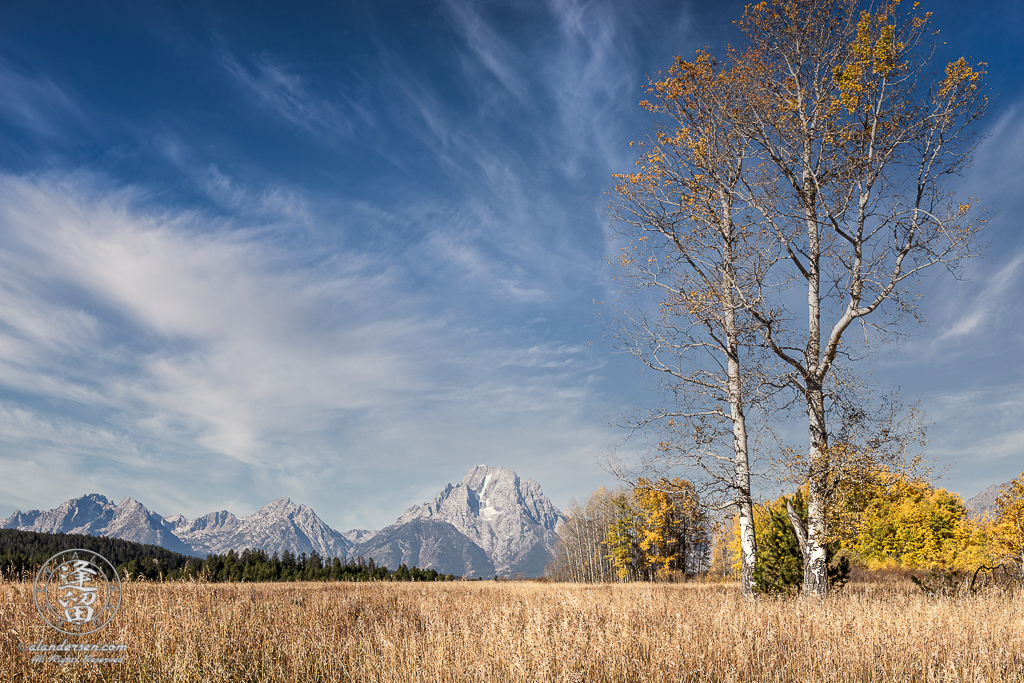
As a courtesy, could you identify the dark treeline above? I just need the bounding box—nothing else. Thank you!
[0,528,456,582]
[150,548,458,583]
[0,528,193,578]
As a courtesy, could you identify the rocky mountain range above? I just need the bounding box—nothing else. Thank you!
[1,493,195,555]
[165,496,353,559]
[0,465,564,577]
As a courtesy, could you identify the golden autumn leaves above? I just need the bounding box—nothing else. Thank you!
[616,0,986,199]
[733,471,1024,573]
[604,478,708,581]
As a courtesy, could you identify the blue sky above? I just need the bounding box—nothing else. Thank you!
[0,0,1021,531]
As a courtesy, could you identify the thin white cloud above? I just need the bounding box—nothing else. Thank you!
[387,76,457,153]
[218,49,353,138]
[0,405,132,457]
[0,60,87,140]
[936,251,1024,342]
[542,0,642,177]
[500,343,588,369]
[442,0,529,103]
[541,0,698,180]
[203,165,311,222]
[153,134,313,223]
[424,230,549,302]
[965,105,1024,202]
[892,102,1024,358]
[927,385,1024,494]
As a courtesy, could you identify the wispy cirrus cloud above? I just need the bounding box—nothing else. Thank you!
[368,2,646,306]
[153,134,313,223]
[541,0,648,177]
[0,60,87,140]
[927,385,1024,496]
[935,251,1024,343]
[963,105,1024,203]
[441,0,530,103]
[218,48,354,139]
[924,103,1024,352]
[202,165,311,221]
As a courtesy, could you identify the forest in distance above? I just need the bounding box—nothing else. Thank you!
[0,529,459,583]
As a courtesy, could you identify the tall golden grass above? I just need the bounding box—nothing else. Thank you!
[2,577,1023,682]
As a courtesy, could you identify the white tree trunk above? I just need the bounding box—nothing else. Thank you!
[738,497,757,596]
[804,383,829,596]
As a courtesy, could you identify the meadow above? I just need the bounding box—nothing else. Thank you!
[2,576,1023,682]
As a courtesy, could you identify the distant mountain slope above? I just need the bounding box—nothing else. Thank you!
[354,519,495,577]
[965,483,1004,519]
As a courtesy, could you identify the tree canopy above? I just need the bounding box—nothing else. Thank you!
[613,0,987,596]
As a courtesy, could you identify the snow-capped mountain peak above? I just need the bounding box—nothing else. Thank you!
[173,498,350,559]
[163,513,188,528]
[396,465,564,575]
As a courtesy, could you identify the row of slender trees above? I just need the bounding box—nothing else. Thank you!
[547,479,710,583]
[608,0,987,596]
[551,471,1024,591]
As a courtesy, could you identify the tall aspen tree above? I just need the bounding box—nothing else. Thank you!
[613,52,775,598]
[734,0,986,595]
[614,0,986,597]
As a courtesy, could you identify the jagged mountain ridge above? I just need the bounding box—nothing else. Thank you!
[168,497,353,559]
[1,495,352,560]
[1,465,564,576]
[0,494,195,555]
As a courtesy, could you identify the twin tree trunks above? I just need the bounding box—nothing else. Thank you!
[612,0,986,597]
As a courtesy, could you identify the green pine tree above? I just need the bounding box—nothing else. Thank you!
[752,493,805,594]
[753,490,850,594]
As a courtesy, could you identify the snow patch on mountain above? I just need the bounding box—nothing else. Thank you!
[341,528,379,544]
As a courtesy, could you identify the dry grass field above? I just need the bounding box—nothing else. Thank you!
[2,576,1023,682]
